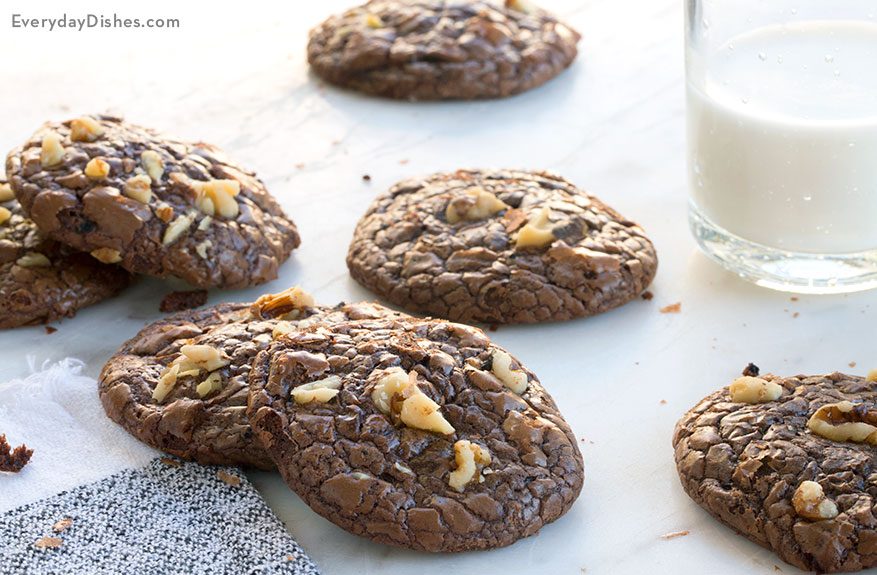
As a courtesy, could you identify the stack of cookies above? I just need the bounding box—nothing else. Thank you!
[99,287,585,551]
[2,115,301,328]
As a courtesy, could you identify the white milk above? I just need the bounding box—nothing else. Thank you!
[688,21,877,254]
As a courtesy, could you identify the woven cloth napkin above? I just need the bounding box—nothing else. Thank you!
[0,359,320,575]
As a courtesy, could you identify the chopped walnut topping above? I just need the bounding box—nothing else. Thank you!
[152,363,180,403]
[807,401,877,444]
[123,174,152,203]
[0,182,14,202]
[365,13,383,28]
[793,480,839,521]
[17,253,51,268]
[40,132,65,168]
[195,240,212,260]
[162,213,194,246]
[196,371,224,398]
[70,116,104,142]
[191,179,241,219]
[197,216,213,231]
[445,187,508,224]
[84,157,111,179]
[253,287,315,319]
[448,439,492,492]
[491,349,528,394]
[505,0,537,14]
[155,202,174,223]
[90,247,122,264]
[371,367,455,435]
[515,206,556,249]
[291,375,343,404]
[728,376,782,404]
[272,321,294,339]
[140,150,164,182]
[0,207,10,225]
[178,344,229,372]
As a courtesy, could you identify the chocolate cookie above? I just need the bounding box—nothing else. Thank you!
[6,115,300,288]
[347,169,657,324]
[248,316,583,551]
[673,370,877,573]
[307,0,580,100]
[99,287,398,469]
[0,180,130,329]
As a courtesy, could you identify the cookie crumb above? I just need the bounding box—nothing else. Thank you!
[790,297,799,302]
[488,324,499,332]
[362,174,371,182]
[294,163,305,170]
[217,469,241,487]
[641,290,654,301]
[660,302,681,314]
[660,530,690,540]
[660,399,667,405]
[159,457,181,467]
[742,362,760,377]
[44,326,57,334]
[850,361,857,368]
[792,312,800,318]
[0,434,33,473]
[399,159,409,165]
[52,518,73,533]
[34,536,62,550]
[160,290,208,313]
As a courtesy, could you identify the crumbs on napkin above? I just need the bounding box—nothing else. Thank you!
[660,302,681,314]
[660,530,690,540]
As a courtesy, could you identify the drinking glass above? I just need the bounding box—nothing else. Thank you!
[686,0,877,293]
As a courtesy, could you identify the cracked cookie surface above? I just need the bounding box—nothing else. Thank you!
[673,372,877,573]
[307,0,580,100]
[248,315,584,551]
[100,295,398,469]
[0,181,130,329]
[347,169,657,324]
[6,115,300,288]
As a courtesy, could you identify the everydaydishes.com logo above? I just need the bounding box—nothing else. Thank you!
[10,13,180,31]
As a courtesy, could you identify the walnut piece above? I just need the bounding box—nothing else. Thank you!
[0,207,10,226]
[84,157,110,179]
[17,253,51,268]
[807,401,877,444]
[365,13,383,28]
[40,132,65,168]
[196,371,224,398]
[0,182,14,202]
[34,536,62,550]
[728,376,783,404]
[195,239,212,260]
[70,116,104,142]
[192,179,241,219]
[291,375,343,404]
[371,367,455,435]
[155,202,174,223]
[123,174,152,204]
[445,187,508,224]
[162,213,194,246]
[140,150,165,182]
[253,286,315,320]
[90,248,122,264]
[793,480,839,521]
[52,518,73,533]
[153,344,229,403]
[448,439,492,492]
[515,206,556,249]
[505,0,537,14]
[491,349,528,394]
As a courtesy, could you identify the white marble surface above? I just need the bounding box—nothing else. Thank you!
[3,0,876,573]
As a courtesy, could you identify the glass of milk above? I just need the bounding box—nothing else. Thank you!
[686,0,877,293]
